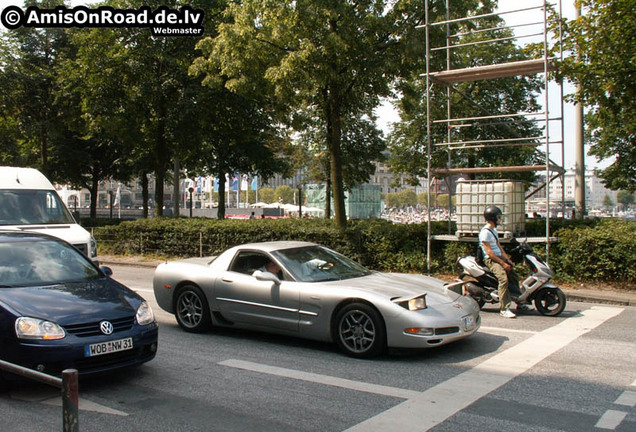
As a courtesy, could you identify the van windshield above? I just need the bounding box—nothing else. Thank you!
[0,190,76,225]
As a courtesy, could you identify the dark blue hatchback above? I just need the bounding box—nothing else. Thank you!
[0,231,158,375]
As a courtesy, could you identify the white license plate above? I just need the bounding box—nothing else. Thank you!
[462,315,477,331]
[85,338,133,357]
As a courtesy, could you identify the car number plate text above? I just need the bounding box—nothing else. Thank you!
[85,338,133,357]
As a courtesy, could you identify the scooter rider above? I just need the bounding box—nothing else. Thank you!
[479,206,530,318]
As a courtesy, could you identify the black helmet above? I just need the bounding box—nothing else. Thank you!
[484,206,503,225]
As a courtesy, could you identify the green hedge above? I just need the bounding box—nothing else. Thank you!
[92,217,636,284]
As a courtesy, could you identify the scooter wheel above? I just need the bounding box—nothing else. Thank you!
[534,288,566,316]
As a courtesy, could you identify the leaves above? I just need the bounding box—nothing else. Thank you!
[558,0,636,192]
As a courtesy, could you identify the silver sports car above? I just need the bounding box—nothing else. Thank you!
[153,241,480,358]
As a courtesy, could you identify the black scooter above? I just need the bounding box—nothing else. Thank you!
[453,239,566,316]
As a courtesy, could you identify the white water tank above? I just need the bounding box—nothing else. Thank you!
[455,179,526,238]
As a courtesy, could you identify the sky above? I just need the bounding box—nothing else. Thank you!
[1,0,607,170]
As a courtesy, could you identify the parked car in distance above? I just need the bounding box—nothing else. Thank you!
[0,231,158,375]
[153,241,480,358]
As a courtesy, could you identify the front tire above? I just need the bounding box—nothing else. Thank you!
[534,288,566,316]
[175,285,211,332]
[334,303,386,358]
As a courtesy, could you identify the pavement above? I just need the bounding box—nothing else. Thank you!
[98,255,636,307]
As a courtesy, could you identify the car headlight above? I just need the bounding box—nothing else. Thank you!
[15,317,66,340]
[136,301,155,325]
[394,294,428,311]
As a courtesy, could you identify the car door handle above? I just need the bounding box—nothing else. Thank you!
[222,278,234,283]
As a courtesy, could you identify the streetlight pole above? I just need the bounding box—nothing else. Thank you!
[574,3,586,219]
[188,187,194,218]
[108,190,113,219]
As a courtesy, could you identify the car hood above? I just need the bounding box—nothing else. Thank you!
[328,272,459,305]
[0,278,140,325]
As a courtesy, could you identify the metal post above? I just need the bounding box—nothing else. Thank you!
[0,360,78,432]
[108,191,113,219]
[574,3,586,219]
[543,0,551,261]
[173,159,180,218]
[425,0,432,274]
[62,369,79,432]
[188,187,194,217]
[298,186,303,218]
[199,231,203,257]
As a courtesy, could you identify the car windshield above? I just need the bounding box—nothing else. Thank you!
[0,238,100,287]
[0,190,76,225]
[271,245,371,282]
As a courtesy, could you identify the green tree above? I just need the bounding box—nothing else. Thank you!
[0,0,73,177]
[275,185,296,205]
[617,190,635,209]
[193,0,404,227]
[54,25,142,218]
[297,114,386,217]
[417,192,430,208]
[602,194,614,209]
[559,0,636,192]
[259,188,276,203]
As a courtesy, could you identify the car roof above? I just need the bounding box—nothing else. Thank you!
[233,241,318,252]
[0,166,55,190]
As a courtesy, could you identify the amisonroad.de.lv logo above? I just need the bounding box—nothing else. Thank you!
[1,5,205,36]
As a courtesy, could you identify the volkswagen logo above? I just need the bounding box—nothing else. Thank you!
[100,321,114,335]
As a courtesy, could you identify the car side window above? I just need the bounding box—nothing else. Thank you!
[229,252,269,276]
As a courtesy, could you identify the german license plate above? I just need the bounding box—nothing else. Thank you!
[85,338,133,357]
[462,315,477,331]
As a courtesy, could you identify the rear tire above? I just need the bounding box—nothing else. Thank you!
[534,288,566,316]
[175,285,212,332]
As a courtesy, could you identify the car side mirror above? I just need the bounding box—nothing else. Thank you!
[100,266,113,277]
[252,270,281,285]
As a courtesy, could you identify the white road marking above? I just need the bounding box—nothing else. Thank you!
[219,359,421,399]
[614,390,636,407]
[11,388,128,416]
[219,307,624,432]
[344,306,623,432]
[595,410,628,430]
[479,326,538,335]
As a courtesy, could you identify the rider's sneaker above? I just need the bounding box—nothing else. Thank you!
[516,303,532,312]
[500,308,517,319]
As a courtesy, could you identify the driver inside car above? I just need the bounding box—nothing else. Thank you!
[258,260,283,280]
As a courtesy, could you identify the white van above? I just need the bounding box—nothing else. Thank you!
[0,166,98,263]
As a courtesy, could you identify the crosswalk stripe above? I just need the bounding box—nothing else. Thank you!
[344,306,623,432]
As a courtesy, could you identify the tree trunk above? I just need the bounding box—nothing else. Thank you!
[326,91,346,228]
[154,103,167,217]
[324,178,331,219]
[89,173,99,219]
[141,172,149,218]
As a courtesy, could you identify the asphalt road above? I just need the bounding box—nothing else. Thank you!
[1,264,635,432]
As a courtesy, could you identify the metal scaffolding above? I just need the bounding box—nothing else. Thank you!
[419,0,565,272]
